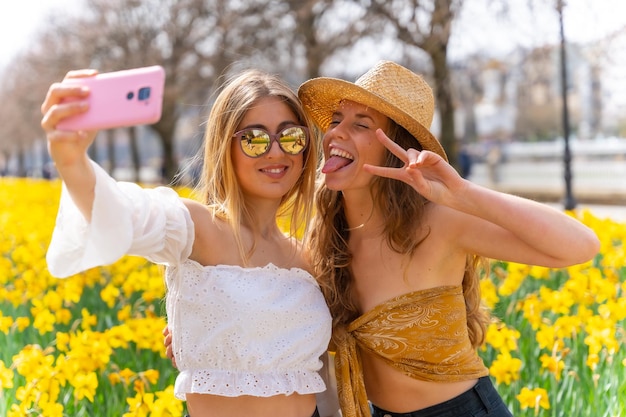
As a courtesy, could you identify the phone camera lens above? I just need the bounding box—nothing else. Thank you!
[138,87,151,101]
[127,92,134,100]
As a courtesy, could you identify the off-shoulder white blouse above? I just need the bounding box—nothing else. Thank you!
[46,162,332,400]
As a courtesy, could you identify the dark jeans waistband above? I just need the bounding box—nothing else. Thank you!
[371,376,513,417]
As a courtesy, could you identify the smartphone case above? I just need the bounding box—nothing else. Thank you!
[57,65,165,131]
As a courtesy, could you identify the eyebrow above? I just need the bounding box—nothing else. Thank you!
[239,120,298,131]
[331,110,376,123]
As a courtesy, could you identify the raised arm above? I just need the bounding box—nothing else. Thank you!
[445,182,599,267]
[42,71,195,278]
[364,129,600,268]
[41,69,99,221]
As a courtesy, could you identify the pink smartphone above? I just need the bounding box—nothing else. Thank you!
[57,65,165,131]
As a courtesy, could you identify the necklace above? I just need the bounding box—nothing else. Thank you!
[345,222,366,231]
[344,206,374,231]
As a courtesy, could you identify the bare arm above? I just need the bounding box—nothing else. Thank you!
[41,69,99,221]
[441,183,599,267]
[364,129,600,267]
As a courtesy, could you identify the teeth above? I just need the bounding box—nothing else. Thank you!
[263,168,285,174]
[330,148,353,160]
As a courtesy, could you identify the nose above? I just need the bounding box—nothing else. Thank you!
[266,136,284,157]
[325,121,347,142]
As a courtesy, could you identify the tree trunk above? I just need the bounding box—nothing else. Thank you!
[153,94,178,184]
[161,136,176,184]
[0,150,9,175]
[105,130,116,176]
[431,48,457,168]
[128,127,141,183]
[16,148,26,177]
[88,138,98,164]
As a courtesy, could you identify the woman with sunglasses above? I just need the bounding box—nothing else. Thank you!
[41,68,336,417]
[298,61,600,417]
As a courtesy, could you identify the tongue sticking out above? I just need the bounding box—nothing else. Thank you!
[322,155,352,174]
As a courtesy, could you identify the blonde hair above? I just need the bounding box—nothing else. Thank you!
[194,69,318,264]
[307,121,488,347]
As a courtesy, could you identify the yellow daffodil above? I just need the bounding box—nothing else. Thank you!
[489,351,522,385]
[516,386,550,412]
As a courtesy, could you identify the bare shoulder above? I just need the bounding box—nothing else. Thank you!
[181,198,227,235]
[180,198,231,262]
[423,202,473,241]
[425,200,505,259]
[282,235,312,273]
[182,198,209,220]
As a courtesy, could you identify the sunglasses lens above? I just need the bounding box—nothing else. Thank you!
[279,127,307,155]
[239,129,271,157]
[236,126,308,157]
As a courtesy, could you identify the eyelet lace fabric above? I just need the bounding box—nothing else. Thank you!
[167,262,332,399]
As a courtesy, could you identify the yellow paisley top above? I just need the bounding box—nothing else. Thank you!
[334,285,489,417]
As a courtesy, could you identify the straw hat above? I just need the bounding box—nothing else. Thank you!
[298,60,447,161]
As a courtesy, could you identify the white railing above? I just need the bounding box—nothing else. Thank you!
[467,138,626,202]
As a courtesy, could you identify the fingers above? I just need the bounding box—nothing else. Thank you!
[368,128,426,178]
[375,129,408,163]
[41,87,90,132]
[64,68,99,79]
[165,344,178,368]
[363,129,410,181]
[41,71,95,115]
[40,82,63,116]
[163,327,172,349]
[374,128,444,168]
[162,326,178,368]
[362,163,405,181]
[41,69,98,132]
[374,128,434,167]
[407,148,422,167]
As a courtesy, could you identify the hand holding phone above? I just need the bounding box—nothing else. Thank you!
[57,65,165,131]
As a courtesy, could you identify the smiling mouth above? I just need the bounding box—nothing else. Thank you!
[322,148,354,174]
[261,167,286,174]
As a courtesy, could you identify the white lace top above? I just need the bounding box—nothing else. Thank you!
[46,162,332,400]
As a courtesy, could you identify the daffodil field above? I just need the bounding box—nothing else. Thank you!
[1,178,625,417]
[1,178,182,417]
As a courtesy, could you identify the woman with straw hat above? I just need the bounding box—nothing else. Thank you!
[299,60,599,417]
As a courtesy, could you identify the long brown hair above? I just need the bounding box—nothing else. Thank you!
[306,121,488,347]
